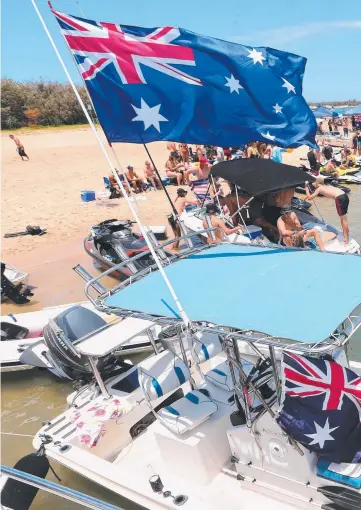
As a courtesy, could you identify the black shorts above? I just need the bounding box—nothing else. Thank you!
[18,147,26,157]
[335,193,349,216]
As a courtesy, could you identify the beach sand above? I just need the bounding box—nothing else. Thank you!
[1,127,360,313]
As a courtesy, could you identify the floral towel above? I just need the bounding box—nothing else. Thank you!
[71,397,133,448]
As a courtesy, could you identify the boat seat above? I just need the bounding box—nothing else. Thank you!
[317,458,361,489]
[158,390,217,434]
[138,350,217,434]
[205,359,254,392]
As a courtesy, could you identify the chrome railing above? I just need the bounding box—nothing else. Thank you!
[0,465,125,510]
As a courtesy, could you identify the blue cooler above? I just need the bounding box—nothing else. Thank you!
[81,191,96,202]
[243,225,263,240]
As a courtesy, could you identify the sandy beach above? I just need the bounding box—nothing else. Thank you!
[2,126,360,313]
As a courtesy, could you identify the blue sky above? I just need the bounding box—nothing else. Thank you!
[2,0,360,102]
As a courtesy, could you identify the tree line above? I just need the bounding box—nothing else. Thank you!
[1,79,92,129]
[2,78,359,130]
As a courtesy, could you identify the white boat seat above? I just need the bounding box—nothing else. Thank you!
[138,350,190,401]
[158,390,217,434]
[192,331,223,364]
[138,350,218,434]
[205,359,254,392]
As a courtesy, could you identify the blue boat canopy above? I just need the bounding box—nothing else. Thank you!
[104,244,361,343]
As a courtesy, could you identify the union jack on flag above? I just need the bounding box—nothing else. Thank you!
[52,10,201,86]
[279,352,361,463]
[51,9,317,146]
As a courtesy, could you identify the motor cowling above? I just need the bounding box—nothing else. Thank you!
[42,306,116,381]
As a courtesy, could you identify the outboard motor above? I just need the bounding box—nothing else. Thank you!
[41,306,117,381]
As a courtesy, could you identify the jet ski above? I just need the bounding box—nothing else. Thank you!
[325,174,361,185]
[84,219,169,279]
[320,166,361,177]
[1,303,160,377]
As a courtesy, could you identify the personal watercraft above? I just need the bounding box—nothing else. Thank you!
[84,219,168,279]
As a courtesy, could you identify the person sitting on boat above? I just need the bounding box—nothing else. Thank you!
[307,147,321,175]
[340,149,356,168]
[174,188,199,216]
[165,154,185,185]
[323,158,339,177]
[277,204,325,250]
[202,202,243,244]
[125,165,145,193]
[305,180,350,245]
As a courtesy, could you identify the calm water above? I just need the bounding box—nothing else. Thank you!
[1,185,361,509]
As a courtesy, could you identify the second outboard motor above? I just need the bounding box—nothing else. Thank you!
[40,306,118,381]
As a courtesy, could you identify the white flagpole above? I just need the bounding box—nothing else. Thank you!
[31,0,190,325]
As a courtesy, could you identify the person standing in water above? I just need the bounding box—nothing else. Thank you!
[305,180,350,245]
[9,135,29,161]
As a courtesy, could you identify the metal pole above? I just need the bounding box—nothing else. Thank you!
[269,346,281,405]
[0,465,124,510]
[88,356,110,398]
[33,0,190,326]
[142,142,178,217]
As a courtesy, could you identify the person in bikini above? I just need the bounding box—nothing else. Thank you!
[277,204,325,250]
[305,180,350,245]
[9,135,29,161]
[165,154,185,185]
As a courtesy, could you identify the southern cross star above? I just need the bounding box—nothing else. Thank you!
[305,418,339,449]
[131,98,168,132]
[225,74,243,94]
[282,78,296,94]
[261,131,276,141]
[247,48,266,65]
[273,103,283,114]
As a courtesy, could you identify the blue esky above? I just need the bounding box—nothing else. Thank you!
[2,0,360,102]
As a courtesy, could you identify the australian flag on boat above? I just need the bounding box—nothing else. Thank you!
[278,352,361,463]
[52,9,317,148]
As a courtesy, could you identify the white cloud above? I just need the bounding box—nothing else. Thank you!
[234,20,361,46]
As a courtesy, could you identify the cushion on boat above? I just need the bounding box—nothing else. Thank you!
[204,359,254,392]
[317,459,361,489]
[158,390,217,434]
[192,331,222,364]
[138,350,190,401]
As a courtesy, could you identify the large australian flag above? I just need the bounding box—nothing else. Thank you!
[52,9,317,148]
[278,352,361,463]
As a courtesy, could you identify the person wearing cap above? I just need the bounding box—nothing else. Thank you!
[277,204,325,250]
[202,202,243,244]
[184,156,212,183]
[125,165,145,193]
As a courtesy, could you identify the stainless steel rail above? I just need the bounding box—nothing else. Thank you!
[0,465,125,510]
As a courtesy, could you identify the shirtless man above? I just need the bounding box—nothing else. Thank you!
[277,204,325,250]
[144,161,160,191]
[9,134,29,161]
[174,188,199,215]
[202,202,242,244]
[125,165,145,192]
[305,180,350,245]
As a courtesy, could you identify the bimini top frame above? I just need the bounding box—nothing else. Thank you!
[84,232,361,355]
